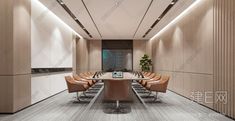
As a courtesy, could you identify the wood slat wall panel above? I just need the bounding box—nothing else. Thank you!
[213,0,235,119]
[146,0,235,119]
[231,0,234,116]
[149,0,214,108]
[233,0,235,118]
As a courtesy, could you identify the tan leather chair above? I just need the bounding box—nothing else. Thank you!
[141,73,161,86]
[145,75,170,101]
[138,72,149,82]
[144,72,152,77]
[87,72,94,75]
[79,73,89,79]
[81,72,98,83]
[65,76,89,101]
[142,71,147,75]
[138,72,155,84]
[73,74,94,87]
[82,72,92,77]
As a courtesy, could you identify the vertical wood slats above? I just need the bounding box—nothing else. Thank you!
[213,0,235,119]
[232,0,234,116]
[231,0,234,116]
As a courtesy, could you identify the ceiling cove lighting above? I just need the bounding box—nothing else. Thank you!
[150,0,201,41]
[34,0,83,39]
[142,0,178,38]
[56,0,93,38]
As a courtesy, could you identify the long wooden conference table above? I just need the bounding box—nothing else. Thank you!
[89,72,149,109]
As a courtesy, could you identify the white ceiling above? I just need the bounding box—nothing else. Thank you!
[39,0,195,40]
[82,0,152,39]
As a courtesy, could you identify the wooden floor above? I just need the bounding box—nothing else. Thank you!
[0,82,233,121]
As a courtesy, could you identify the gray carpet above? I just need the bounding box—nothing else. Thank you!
[72,88,156,121]
[0,82,233,121]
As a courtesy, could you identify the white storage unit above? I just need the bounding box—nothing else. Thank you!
[31,72,71,104]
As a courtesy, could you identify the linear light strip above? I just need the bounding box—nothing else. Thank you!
[150,0,201,41]
[133,0,154,38]
[35,0,83,39]
[57,0,93,38]
[142,0,178,38]
[81,0,102,38]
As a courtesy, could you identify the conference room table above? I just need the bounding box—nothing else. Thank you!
[89,72,149,109]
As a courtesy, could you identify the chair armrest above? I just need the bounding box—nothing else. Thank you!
[79,79,93,86]
[68,82,88,92]
[79,78,87,81]
[149,82,167,92]
[148,80,160,84]
[146,80,159,88]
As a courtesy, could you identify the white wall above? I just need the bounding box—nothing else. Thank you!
[31,0,73,68]
[30,0,75,104]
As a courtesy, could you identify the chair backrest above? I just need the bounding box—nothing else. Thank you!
[65,76,88,93]
[73,74,93,86]
[142,72,147,75]
[79,73,89,79]
[73,74,83,80]
[65,76,75,84]
[79,73,85,77]
[148,73,156,79]
[87,72,93,75]
[65,76,76,93]
[152,73,161,80]
[83,72,90,77]
[145,72,152,77]
[160,75,170,91]
[160,75,170,83]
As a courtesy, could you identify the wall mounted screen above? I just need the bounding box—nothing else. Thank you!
[102,40,133,72]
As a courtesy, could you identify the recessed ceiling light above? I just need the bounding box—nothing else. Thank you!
[114,0,120,6]
[58,0,65,5]
[171,2,175,5]
[115,2,120,6]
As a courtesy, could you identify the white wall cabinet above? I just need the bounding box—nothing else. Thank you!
[31,73,71,104]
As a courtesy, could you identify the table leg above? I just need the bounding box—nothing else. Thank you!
[116,100,119,109]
